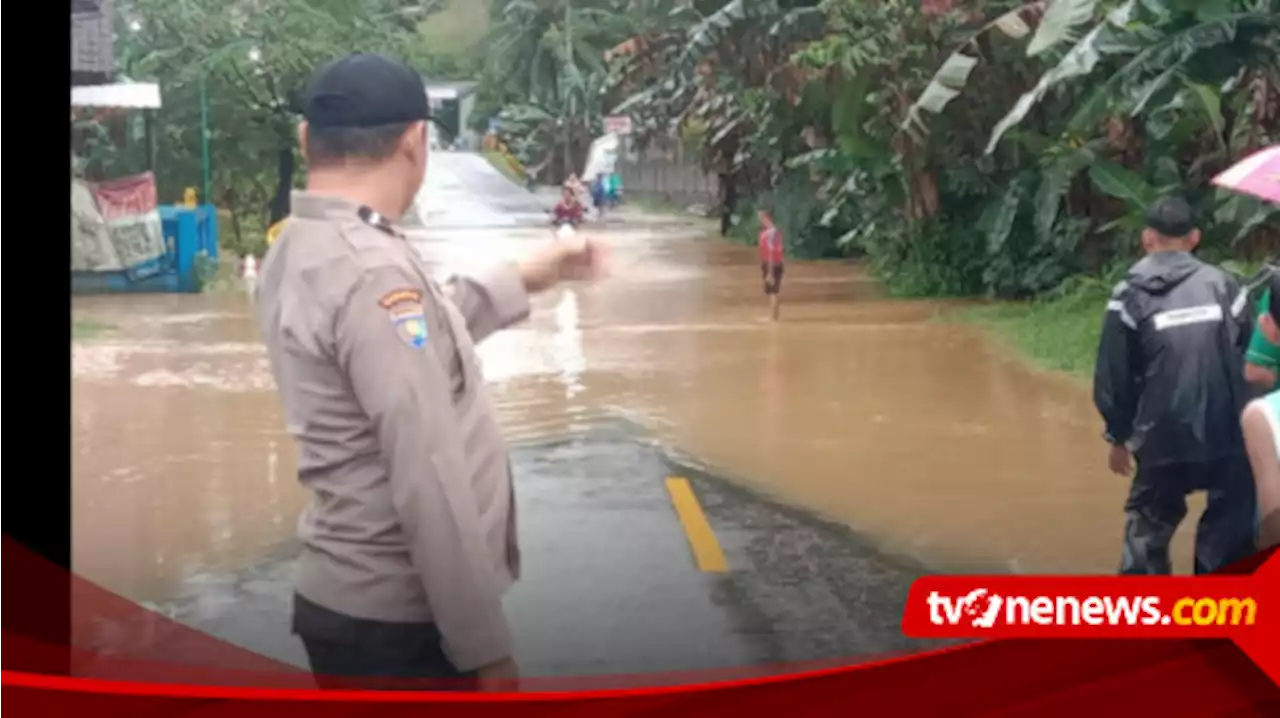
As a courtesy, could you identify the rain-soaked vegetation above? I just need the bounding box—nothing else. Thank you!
[95,0,1279,369]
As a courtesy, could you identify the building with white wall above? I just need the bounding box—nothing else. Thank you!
[422,79,479,149]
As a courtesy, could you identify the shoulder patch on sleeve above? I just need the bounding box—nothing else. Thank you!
[378,288,429,349]
[379,288,423,309]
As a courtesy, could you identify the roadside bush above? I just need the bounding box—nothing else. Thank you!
[217,210,269,259]
[860,219,987,298]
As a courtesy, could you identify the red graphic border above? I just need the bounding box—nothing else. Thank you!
[4,537,1278,715]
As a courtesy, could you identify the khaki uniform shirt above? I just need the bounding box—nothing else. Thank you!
[254,191,530,671]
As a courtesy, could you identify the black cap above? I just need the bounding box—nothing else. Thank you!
[1144,195,1197,238]
[302,53,430,129]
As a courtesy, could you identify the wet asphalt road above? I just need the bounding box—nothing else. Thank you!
[153,421,933,680]
[413,151,550,227]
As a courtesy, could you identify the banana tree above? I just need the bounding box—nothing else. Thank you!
[610,0,826,185]
[901,0,1053,142]
[986,1,1279,154]
[483,0,623,102]
[979,0,1279,253]
[497,60,611,181]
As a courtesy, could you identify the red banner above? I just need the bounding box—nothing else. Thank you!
[72,171,167,272]
[4,540,1278,714]
[90,172,158,222]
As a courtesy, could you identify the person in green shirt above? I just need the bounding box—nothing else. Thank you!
[1241,273,1280,552]
[1245,269,1280,390]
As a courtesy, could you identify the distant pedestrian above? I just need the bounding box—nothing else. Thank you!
[719,174,737,237]
[1093,195,1257,575]
[564,173,589,208]
[590,174,607,219]
[1241,272,1280,552]
[254,52,606,691]
[606,171,622,207]
[757,207,784,321]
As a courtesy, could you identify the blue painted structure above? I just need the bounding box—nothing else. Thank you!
[72,205,219,294]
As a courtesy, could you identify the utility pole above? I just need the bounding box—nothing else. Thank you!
[200,71,211,205]
[563,0,573,182]
[196,43,258,207]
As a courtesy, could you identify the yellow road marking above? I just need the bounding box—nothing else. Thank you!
[665,477,729,573]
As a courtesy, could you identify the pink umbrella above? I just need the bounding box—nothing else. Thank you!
[1212,145,1280,204]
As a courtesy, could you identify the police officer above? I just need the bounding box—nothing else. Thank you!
[1094,195,1257,575]
[254,53,605,690]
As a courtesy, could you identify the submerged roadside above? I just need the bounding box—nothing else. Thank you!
[951,294,1105,380]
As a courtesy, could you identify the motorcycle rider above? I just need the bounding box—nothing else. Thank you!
[551,185,585,228]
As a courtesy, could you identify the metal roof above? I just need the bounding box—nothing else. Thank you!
[72,82,163,109]
[423,79,479,100]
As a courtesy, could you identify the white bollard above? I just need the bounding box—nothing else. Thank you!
[242,254,258,298]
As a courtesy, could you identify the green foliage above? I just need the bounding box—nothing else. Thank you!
[728,171,848,260]
[418,0,492,59]
[1027,0,1101,57]
[219,210,270,260]
[193,250,223,290]
[864,220,989,298]
[483,149,527,184]
[95,1,1278,369]
[877,0,1278,296]
[112,0,464,241]
[72,318,118,341]
[125,0,1274,303]
[957,294,1106,378]
[626,0,828,179]
[478,0,638,178]
[987,2,1280,153]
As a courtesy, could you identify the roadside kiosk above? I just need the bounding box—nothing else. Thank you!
[71,82,219,294]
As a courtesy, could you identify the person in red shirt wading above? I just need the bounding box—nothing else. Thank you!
[758,207,784,321]
[552,185,585,229]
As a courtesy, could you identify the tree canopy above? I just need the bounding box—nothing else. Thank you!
[94,0,1280,295]
[103,0,473,253]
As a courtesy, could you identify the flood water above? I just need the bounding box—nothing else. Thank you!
[72,222,1199,603]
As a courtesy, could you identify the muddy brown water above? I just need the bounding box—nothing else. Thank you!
[72,224,1200,602]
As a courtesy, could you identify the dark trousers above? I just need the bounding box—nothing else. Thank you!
[293,593,475,691]
[1121,455,1257,575]
[1260,507,1280,552]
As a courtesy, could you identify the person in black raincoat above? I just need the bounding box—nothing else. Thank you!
[1093,195,1258,575]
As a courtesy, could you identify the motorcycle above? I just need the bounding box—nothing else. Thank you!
[551,214,583,230]
[548,204,585,230]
